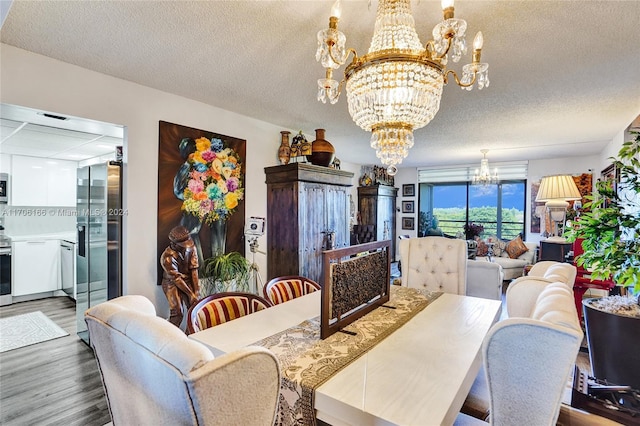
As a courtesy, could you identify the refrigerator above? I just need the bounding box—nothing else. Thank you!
[76,161,123,345]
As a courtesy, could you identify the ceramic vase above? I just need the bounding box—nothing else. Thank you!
[307,128,335,167]
[278,131,291,165]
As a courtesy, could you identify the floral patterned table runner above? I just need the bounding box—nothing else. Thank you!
[251,286,443,426]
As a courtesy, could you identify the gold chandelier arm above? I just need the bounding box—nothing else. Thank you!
[327,43,358,68]
[433,33,454,61]
[444,69,476,87]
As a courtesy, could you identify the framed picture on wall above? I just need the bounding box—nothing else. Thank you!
[402,217,415,230]
[402,184,415,197]
[402,200,414,213]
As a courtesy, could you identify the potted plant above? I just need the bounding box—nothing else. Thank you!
[199,251,250,295]
[566,130,640,390]
[463,222,484,241]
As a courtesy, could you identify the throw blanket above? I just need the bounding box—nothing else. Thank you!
[251,286,442,426]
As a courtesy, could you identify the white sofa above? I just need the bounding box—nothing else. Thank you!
[476,241,538,281]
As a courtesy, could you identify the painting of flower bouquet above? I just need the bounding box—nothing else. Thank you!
[157,121,246,285]
[181,136,244,224]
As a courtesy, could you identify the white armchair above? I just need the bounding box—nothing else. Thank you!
[85,295,281,426]
[466,260,504,301]
[399,236,467,294]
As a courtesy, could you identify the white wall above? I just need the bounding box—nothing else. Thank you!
[0,44,327,315]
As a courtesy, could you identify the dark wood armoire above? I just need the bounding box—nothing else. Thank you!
[265,163,354,283]
[357,185,398,260]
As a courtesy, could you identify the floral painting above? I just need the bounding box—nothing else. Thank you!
[180,136,244,224]
[157,121,246,285]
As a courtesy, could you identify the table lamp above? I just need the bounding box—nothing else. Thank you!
[535,175,582,241]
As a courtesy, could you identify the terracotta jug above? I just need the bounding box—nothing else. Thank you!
[307,128,335,167]
[278,131,291,165]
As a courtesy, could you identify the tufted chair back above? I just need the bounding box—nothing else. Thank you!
[399,236,467,294]
[85,295,280,426]
[186,292,272,334]
[263,275,321,305]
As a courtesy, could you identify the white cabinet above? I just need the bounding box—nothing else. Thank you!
[11,156,77,206]
[13,240,60,296]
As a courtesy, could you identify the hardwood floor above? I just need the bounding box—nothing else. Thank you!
[0,296,111,426]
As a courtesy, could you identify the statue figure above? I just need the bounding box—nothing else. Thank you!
[160,225,200,327]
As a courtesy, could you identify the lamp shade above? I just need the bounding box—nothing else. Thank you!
[535,175,582,202]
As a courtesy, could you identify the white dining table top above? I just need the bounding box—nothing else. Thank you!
[190,290,502,426]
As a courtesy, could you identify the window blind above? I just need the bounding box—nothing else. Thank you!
[418,161,528,183]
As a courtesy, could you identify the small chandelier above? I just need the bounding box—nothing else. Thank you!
[316,0,489,175]
[472,149,499,185]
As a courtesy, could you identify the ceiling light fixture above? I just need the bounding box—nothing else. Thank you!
[472,149,498,186]
[316,0,489,175]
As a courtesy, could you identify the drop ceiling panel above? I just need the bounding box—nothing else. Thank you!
[0,107,124,161]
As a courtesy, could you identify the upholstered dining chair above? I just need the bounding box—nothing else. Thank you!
[85,295,280,426]
[455,281,584,426]
[506,261,577,318]
[399,236,467,294]
[263,275,321,305]
[186,292,272,334]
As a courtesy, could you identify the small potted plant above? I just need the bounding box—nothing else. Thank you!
[566,130,640,390]
[199,251,250,295]
[463,222,484,241]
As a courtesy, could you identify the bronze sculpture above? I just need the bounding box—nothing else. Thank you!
[160,226,201,327]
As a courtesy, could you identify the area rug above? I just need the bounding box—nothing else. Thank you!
[0,311,69,353]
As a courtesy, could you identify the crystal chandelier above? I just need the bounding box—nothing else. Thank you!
[316,0,489,175]
[472,149,499,185]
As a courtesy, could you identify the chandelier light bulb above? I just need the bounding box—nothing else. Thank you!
[441,0,455,9]
[473,31,484,50]
[331,0,342,19]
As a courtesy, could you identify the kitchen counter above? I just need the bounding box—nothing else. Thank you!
[8,232,77,244]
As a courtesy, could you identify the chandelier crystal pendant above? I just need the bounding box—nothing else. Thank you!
[472,149,499,185]
[316,0,489,175]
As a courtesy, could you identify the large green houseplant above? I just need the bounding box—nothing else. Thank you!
[566,130,640,391]
[199,251,250,295]
[567,131,640,292]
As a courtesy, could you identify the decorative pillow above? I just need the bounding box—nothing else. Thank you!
[505,235,529,259]
[476,240,489,257]
[488,236,507,257]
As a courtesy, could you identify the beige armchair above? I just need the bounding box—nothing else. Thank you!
[399,236,467,294]
[85,295,280,426]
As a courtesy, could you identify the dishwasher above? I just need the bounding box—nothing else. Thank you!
[60,240,76,300]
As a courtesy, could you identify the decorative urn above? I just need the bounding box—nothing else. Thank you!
[307,128,335,167]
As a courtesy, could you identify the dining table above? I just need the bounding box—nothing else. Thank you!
[190,288,502,426]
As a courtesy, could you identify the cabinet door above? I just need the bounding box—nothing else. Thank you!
[13,240,60,296]
[326,185,350,250]
[47,160,77,206]
[11,156,48,206]
[11,156,77,206]
[299,183,326,283]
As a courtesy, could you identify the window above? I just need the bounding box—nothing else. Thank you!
[417,163,527,240]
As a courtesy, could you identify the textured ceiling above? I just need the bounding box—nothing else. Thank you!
[1,0,639,168]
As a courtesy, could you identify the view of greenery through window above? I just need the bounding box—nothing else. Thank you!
[419,182,526,240]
